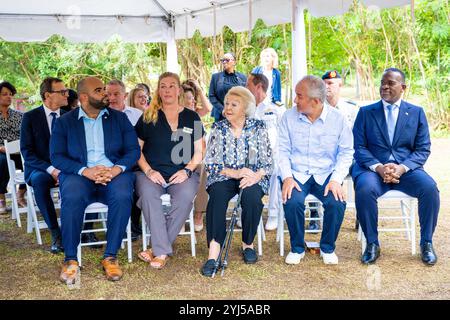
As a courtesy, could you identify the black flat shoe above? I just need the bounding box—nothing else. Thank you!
[421,242,437,266]
[361,243,380,264]
[201,259,219,277]
[242,248,258,264]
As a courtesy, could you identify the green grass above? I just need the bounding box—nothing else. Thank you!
[1,138,449,300]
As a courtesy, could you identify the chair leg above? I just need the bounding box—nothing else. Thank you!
[279,208,285,257]
[77,242,82,267]
[400,200,411,240]
[141,213,147,252]
[127,218,132,263]
[410,199,416,255]
[11,186,21,228]
[189,208,196,257]
[28,189,42,245]
[257,217,263,256]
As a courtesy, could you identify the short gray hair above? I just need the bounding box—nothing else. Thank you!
[225,86,256,117]
[299,75,327,103]
[107,79,126,93]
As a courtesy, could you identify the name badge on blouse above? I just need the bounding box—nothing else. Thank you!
[182,127,193,134]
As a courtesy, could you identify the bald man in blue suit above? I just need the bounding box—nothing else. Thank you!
[51,77,140,284]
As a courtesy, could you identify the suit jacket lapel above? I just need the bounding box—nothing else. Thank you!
[38,106,50,142]
[371,101,391,146]
[74,110,88,164]
[392,101,410,146]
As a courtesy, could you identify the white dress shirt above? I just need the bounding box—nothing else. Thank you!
[278,103,354,185]
[123,106,142,126]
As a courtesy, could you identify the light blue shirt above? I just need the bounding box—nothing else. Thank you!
[77,107,124,175]
[278,103,354,185]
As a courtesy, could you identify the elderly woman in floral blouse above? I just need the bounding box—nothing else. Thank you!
[201,86,273,277]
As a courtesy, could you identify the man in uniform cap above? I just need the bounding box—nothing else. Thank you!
[321,70,358,128]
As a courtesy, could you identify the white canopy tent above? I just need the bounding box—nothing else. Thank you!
[0,0,412,87]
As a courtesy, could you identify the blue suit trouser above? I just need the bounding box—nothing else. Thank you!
[59,172,135,262]
[354,169,439,246]
[28,170,59,231]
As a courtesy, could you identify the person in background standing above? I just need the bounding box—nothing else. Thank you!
[252,48,282,106]
[209,52,247,122]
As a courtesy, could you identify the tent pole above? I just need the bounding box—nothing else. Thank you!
[166,23,179,73]
[291,0,307,94]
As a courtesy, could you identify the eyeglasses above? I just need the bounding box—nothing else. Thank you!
[220,58,233,63]
[49,89,69,96]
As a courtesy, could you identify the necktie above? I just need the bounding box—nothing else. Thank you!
[50,112,57,134]
[386,105,396,144]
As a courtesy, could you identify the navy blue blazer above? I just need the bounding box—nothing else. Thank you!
[50,107,140,176]
[20,106,66,183]
[351,100,431,179]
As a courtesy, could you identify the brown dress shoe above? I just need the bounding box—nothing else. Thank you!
[60,260,79,285]
[101,257,123,281]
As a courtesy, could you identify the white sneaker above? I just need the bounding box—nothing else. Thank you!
[265,216,278,231]
[320,250,339,265]
[285,251,305,265]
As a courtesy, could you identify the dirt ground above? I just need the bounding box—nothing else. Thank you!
[1,138,449,300]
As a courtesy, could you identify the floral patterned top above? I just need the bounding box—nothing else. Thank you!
[205,118,273,193]
[0,108,23,147]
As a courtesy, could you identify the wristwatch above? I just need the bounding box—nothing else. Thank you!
[184,167,193,178]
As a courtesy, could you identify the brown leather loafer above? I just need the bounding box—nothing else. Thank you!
[101,257,123,281]
[60,260,79,285]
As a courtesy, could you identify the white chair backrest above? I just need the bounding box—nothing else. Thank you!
[3,139,20,155]
[3,140,22,177]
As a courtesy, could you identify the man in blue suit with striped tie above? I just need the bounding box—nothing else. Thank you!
[21,77,67,254]
[352,68,440,266]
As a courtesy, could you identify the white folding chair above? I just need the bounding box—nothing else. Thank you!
[141,194,197,257]
[358,190,417,255]
[228,194,265,256]
[277,194,324,257]
[25,185,61,245]
[77,202,132,266]
[3,139,27,228]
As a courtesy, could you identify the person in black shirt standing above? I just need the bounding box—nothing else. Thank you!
[209,52,247,122]
[134,72,206,269]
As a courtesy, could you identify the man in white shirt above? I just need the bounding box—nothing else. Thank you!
[279,75,354,265]
[106,79,142,240]
[247,73,286,231]
[20,77,68,254]
[106,80,142,126]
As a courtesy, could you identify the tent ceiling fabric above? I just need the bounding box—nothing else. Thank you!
[0,0,410,43]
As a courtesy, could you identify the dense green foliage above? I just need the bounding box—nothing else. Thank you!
[0,0,448,130]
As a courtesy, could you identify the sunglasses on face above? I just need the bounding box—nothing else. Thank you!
[220,58,234,63]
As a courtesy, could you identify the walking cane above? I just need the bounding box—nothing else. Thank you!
[212,148,254,278]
